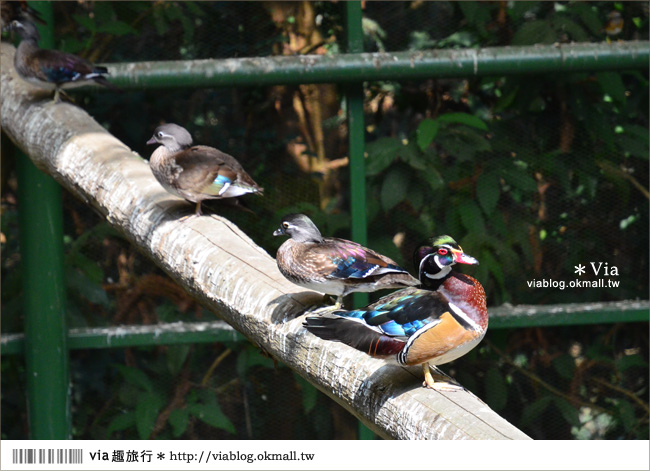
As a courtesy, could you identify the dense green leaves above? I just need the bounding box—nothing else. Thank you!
[106,412,136,437]
[615,354,648,372]
[597,72,627,105]
[437,126,491,161]
[168,409,190,437]
[416,119,439,152]
[115,365,154,393]
[553,398,581,428]
[187,402,235,434]
[135,392,164,439]
[105,355,238,439]
[552,355,576,381]
[365,138,404,175]
[512,20,557,45]
[380,166,410,211]
[521,396,554,427]
[166,345,191,376]
[476,172,500,216]
[568,3,603,36]
[96,21,137,36]
[66,267,110,308]
[437,112,489,131]
[458,200,486,234]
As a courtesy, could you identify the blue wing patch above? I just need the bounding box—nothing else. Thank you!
[214,174,231,186]
[43,66,80,83]
[330,290,443,339]
[328,256,373,279]
[208,174,232,195]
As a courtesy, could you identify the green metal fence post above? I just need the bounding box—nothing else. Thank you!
[345,1,369,311]
[16,2,70,439]
[345,1,375,440]
[16,150,70,440]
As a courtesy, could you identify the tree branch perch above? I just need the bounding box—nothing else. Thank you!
[1,43,529,440]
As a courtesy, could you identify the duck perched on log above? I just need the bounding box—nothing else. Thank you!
[274,213,419,308]
[146,123,263,217]
[304,235,488,390]
[10,19,117,103]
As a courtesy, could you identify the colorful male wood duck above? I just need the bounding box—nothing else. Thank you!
[274,213,419,308]
[11,20,117,103]
[304,235,488,390]
[146,123,263,217]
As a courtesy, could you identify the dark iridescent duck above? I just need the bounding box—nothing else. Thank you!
[146,123,263,217]
[274,213,419,308]
[304,235,488,390]
[10,20,116,103]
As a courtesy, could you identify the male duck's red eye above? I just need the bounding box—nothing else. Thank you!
[438,248,448,255]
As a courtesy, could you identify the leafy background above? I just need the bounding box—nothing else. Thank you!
[2,1,648,439]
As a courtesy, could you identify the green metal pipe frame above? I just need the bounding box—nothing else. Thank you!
[489,300,650,329]
[16,148,70,440]
[344,1,373,441]
[2,302,647,357]
[106,41,649,90]
[346,1,369,311]
[14,1,69,440]
[1,322,243,356]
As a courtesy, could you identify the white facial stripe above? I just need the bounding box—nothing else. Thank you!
[424,265,451,280]
[420,252,454,280]
[418,253,436,277]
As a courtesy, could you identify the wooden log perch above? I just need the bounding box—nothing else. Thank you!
[1,43,529,440]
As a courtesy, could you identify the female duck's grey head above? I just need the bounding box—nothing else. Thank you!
[146,123,193,152]
[273,213,323,243]
[10,20,40,41]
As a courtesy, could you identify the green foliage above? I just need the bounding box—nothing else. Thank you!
[521,395,554,427]
[462,323,649,440]
[102,348,239,439]
[186,389,235,435]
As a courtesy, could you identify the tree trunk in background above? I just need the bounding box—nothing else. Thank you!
[265,1,343,210]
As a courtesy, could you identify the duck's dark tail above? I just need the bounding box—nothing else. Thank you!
[91,72,122,92]
[303,313,405,357]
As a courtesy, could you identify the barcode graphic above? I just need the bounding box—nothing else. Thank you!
[12,449,83,465]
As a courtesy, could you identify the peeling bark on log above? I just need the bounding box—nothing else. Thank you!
[1,43,529,440]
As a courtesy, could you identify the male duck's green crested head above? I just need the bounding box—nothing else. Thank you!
[414,235,479,283]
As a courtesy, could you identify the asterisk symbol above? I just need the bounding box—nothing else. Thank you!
[157,453,165,460]
[574,264,585,275]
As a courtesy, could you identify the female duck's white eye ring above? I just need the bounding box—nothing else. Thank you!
[282,222,290,229]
